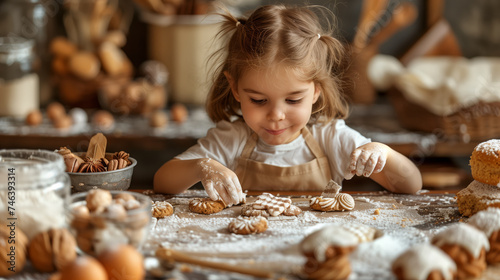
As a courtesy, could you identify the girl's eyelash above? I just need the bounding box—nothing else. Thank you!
[286,99,302,104]
[249,98,302,104]
[250,98,266,104]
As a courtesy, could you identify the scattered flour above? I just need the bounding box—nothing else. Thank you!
[142,192,458,279]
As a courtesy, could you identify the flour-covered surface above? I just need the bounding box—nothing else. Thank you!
[6,190,500,280]
[134,190,500,280]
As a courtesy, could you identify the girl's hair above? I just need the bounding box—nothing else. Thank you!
[206,4,349,123]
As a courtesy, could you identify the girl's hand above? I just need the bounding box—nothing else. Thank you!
[345,143,389,180]
[198,158,245,206]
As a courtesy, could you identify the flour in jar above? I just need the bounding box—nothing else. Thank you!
[0,188,66,240]
[0,74,39,117]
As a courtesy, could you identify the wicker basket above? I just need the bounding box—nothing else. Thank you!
[387,88,500,142]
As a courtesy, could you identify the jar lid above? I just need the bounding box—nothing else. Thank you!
[0,37,34,65]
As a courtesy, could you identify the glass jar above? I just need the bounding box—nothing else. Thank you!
[0,0,61,106]
[0,37,39,118]
[0,149,71,240]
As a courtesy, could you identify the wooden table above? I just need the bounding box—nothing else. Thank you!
[142,189,494,279]
[8,189,500,279]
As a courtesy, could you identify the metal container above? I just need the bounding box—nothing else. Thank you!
[68,153,137,193]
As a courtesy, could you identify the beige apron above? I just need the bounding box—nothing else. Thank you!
[235,127,332,191]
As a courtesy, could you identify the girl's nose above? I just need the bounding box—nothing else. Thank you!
[267,104,285,121]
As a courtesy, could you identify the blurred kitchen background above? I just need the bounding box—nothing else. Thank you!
[1,0,500,191]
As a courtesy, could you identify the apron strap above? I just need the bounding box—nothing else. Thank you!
[240,132,258,158]
[302,126,327,159]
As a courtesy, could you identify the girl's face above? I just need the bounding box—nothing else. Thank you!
[226,66,320,145]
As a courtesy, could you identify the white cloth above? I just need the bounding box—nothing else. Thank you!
[369,55,500,116]
[175,119,371,184]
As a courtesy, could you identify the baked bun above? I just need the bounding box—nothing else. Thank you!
[456,180,500,217]
[470,139,500,185]
[392,244,456,280]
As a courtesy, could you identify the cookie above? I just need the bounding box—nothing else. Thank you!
[188,198,225,215]
[252,192,298,217]
[152,201,174,218]
[240,204,269,217]
[310,194,355,212]
[283,204,302,216]
[228,216,268,235]
[432,223,489,279]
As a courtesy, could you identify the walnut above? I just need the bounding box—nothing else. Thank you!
[28,228,77,273]
[70,205,90,230]
[78,157,106,173]
[86,189,113,212]
[0,227,28,276]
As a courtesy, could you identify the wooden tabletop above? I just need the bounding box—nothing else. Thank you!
[9,189,500,280]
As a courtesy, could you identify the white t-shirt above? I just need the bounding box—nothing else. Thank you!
[175,119,371,184]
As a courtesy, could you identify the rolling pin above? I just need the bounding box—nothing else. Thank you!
[156,248,276,279]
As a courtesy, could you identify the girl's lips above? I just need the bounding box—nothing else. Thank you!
[266,128,286,135]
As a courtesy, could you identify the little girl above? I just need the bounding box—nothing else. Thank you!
[154,4,422,206]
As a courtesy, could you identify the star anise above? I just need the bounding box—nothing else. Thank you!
[78,157,106,173]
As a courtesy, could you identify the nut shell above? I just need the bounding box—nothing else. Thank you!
[26,109,43,126]
[0,227,28,276]
[28,228,77,273]
[92,110,114,130]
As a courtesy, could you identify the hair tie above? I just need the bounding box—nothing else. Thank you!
[317,34,321,39]
[236,21,241,27]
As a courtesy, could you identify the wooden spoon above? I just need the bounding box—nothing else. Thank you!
[86,133,107,160]
[367,1,418,50]
[353,0,389,49]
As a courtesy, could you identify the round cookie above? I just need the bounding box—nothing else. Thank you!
[152,201,174,218]
[188,198,225,215]
[392,244,456,280]
[228,216,268,235]
[470,139,500,185]
[310,194,355,212]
